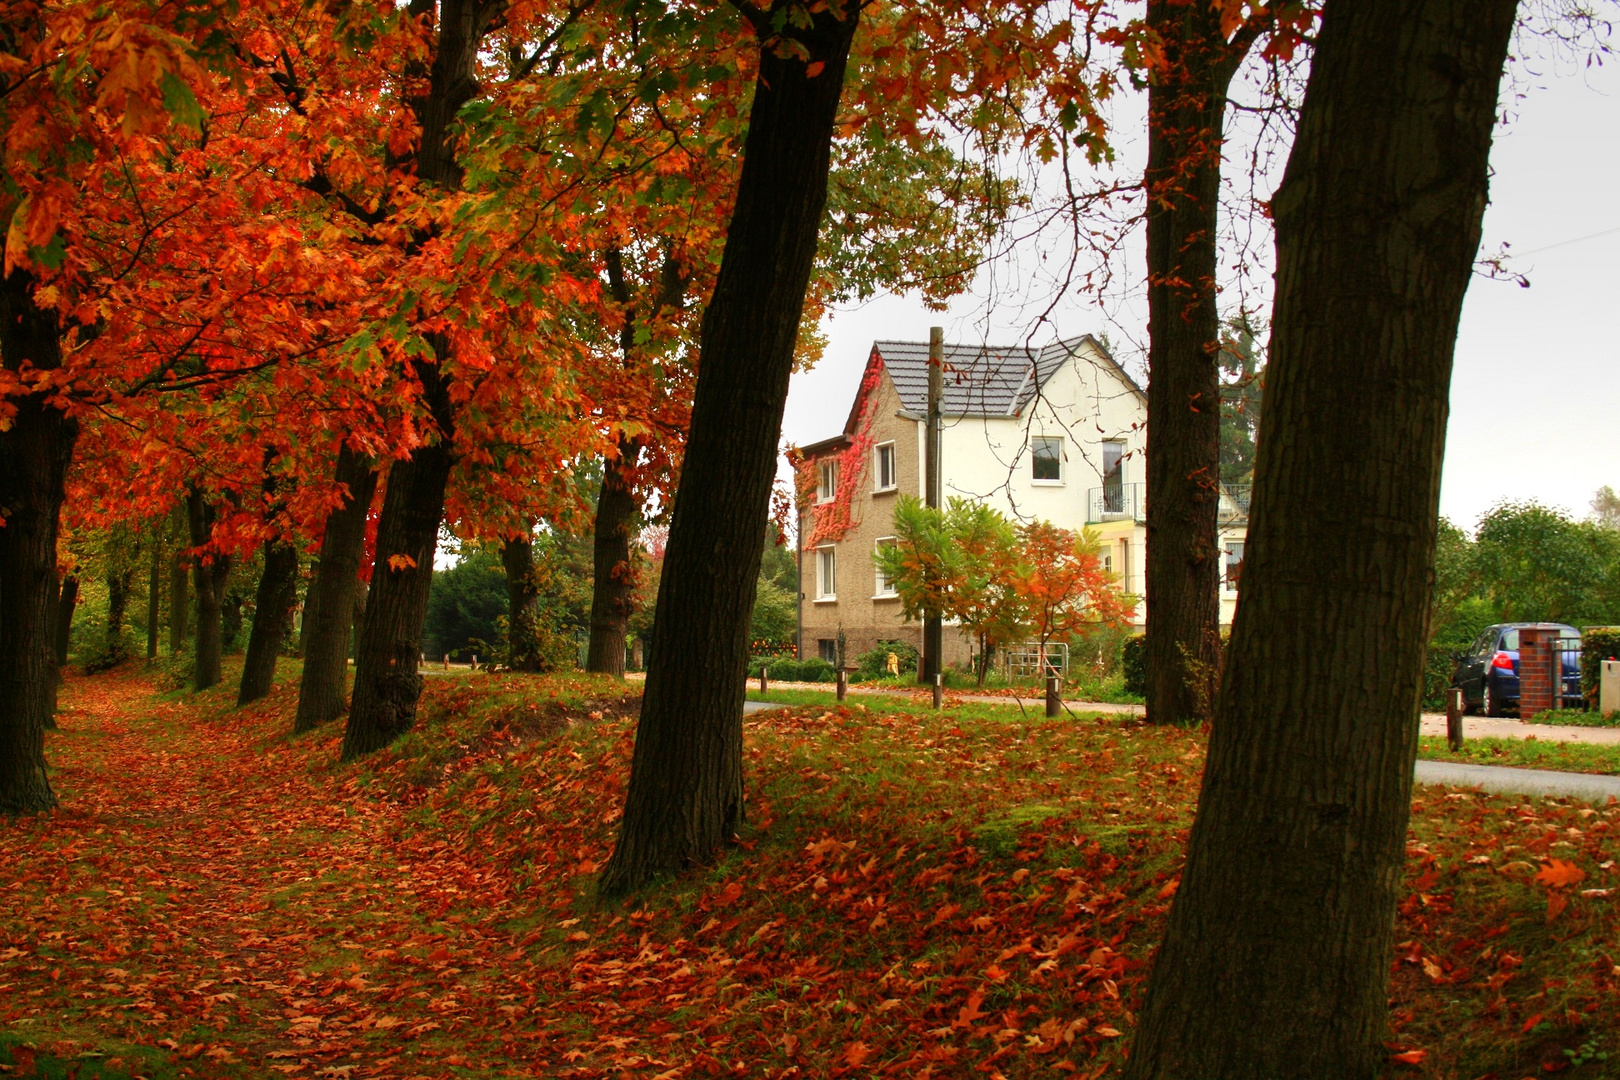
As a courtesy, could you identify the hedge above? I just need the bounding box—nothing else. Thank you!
[1582,627,1620,710]
[1121,635,1147,697]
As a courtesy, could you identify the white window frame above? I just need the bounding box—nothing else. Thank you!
[816,545,837,601]
[1223,540,1245,593]
[874,536,899,598]
[1031,435,1064,485]
[873,442,897,493]
[817,460,838,504]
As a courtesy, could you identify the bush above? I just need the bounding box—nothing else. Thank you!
[854,640,919,681]
[1120,634,1147,697]
[1582,627,1620,710]
[755,657,836,683]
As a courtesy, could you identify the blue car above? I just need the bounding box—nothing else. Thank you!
[1451,623,1583,717]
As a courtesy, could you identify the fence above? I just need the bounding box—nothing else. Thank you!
[1002,641,1068,680]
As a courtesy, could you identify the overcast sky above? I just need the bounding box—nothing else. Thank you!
[782,40,1620,535]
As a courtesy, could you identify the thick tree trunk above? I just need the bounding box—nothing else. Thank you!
[147,530,162,660]
[598,2,860,895]
[187,491,233,692]
[0,268,76,814]
[1122,3,1518,1076]
[295,447,378,731]
[503,533,544,672]
[54,575,78,667]
[586,444,639,677]
[1141,0,1244,726]
[238,539,300,704]
[342,362,456,760]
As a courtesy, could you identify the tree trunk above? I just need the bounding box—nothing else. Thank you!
[168,518,188,655]
[586,443,639,677]
[238,539,300,704]
[295,447,378,731]
[342,362,456,760]
[147,529,162,660]
[0,267,76,814]
[54,575,78,667]
[503,533,544,672]
[105,568,134,659]
[1122,2,1518,1075]
[598,1,860,895]
[187,490,233,692]
[1141,0,1247,726]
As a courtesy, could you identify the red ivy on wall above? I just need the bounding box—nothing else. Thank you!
[790,360,885,550]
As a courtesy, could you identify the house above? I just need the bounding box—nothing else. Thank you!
[792,334,1248,668]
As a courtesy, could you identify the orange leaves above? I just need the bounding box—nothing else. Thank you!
[386,553,418,572]
[1537,858,1586,922]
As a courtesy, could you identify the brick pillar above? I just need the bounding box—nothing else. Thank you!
[1519,625,1557,720]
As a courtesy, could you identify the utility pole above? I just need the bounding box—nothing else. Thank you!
[921,326,943,684]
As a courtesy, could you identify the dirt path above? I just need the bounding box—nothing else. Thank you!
[1,672,545,1078]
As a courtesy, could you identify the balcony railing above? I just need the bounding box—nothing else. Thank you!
[1219,484,1252,527]
[1087,482,1144,524]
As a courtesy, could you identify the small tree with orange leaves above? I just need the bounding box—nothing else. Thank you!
[1012,521,1137,680]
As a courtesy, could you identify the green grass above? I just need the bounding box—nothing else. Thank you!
[1522,707,1620,728]
[1417,734,1620,775]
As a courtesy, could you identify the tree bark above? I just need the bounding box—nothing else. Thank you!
[187,490,233,692]
[1141,0,1248,726]
[342,362,457,759]
[147,528,162,660]
[168,514,188,655]
[295,446,378,731]
[54,575,78,667]
[104,567,134,659]
[586,444,639,677]
[598,1,860,895]
[503,532,544,672]
[238,539,300,704]
[1122,3,1518,1076]
[0,267,76,814]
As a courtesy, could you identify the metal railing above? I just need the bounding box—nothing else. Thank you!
[1003,641,1068,680]
[1086,482,1144,524]
[1219,484,1252,526]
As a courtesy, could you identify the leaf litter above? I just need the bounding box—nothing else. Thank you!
[1,668,1617,1078]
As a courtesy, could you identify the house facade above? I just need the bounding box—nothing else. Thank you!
[794,335,1248,668]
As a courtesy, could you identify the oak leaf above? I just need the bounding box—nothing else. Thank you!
[1535,859,1586,889]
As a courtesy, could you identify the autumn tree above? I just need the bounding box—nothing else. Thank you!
[598,0,864,893]
[1122,0,1520,1073]
[1137,0,1310,727]
[1013,520,1135,674]
[878,497,1027,685]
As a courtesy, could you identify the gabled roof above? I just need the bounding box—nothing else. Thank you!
[872,334,1137,420]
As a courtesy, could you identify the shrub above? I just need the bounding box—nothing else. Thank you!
[1120,634,1147,697]
[854,640,919,681]
[1581,627,1620,710]
[766,657,836,683]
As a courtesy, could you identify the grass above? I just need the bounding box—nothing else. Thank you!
[6,669,1620,1078]
[1417,735,1620,776]
[1522,707,1620,728]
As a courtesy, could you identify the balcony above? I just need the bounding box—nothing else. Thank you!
[1086,482,1143,524]
[1219,484,1251,527]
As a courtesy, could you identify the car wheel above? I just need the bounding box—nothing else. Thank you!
[1483,682,1503,718]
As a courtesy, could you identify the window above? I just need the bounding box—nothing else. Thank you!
[873,442,897,493]
[1224,541,1245,591]
[816,545,837,600]
[875,537,898,596]
[817,460,838,503]
[1032,436,1063,482]
[1102,440,1125,512]
[818,639,838,663]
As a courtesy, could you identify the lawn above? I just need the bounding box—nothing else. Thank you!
[1,668,1617,1078]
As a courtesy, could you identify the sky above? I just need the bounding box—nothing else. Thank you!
[781,38,1620,536]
